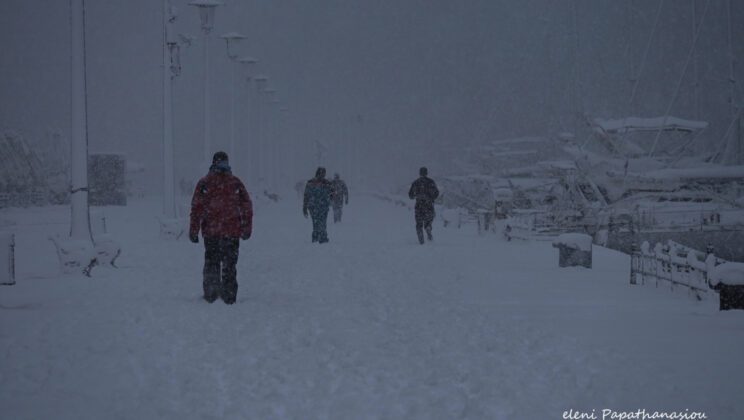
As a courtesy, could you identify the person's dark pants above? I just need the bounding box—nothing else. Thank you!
[203,236,240,303]
[415,205,434,245]
[332,203,343,223]
[310,208,329,243]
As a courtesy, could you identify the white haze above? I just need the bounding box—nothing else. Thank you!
[1,0,743,195]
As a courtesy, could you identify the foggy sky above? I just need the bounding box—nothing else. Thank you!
[1,0,742,194]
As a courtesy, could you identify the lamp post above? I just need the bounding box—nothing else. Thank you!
[162,0,181,219]
[70,0,93,243]
[252,75,268,186]
[263,88,277,190]
[220,32,247,165]
[188,0,222,166]
[237,56,258,179]
[278,106,289,188]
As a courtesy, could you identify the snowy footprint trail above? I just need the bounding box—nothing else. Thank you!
[1,193,743,419]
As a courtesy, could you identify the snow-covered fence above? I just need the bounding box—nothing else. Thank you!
[0,233,14,285]
[629,240,726,298]
[441,208,496,234]
[505,210,600,241]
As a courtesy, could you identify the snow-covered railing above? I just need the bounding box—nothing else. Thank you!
[593,116,709,134]
[0,190,46,208]
[629,240,726,298]
[629,208,739,232]
[505,210,599,241]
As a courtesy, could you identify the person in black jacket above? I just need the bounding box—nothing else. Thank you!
[408,166,439,244]
[303,167,333,243]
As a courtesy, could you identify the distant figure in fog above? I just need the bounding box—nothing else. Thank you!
[330,173,349,223]
[408,166,439,244]
[303,167,333,243]
[189,152,253,304]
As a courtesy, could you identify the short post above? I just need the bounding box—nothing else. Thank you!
[631,242,638,284]
[1,233,15,286]
[704,243,714,288]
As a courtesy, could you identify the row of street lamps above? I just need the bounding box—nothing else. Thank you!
[163,0,289,219]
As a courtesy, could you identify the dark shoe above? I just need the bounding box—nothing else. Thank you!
[203,295,217,303]
[221,291,236,304]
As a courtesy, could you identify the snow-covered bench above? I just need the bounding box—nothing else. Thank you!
[552,233,592,268]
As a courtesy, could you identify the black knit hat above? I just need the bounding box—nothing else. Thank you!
[212,151,228,164]
[419,166,428,176]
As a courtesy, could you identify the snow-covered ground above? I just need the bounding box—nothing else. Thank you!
[1,193,743,419]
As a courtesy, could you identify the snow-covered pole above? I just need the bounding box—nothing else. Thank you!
[69,0,93,243]
[163,0,177,219]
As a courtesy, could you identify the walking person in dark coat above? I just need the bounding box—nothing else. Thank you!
[303,167,333,243]
[408,166,440,244]
[189,151,253,304]
[330,173,349,223]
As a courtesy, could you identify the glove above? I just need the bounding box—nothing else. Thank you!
[241,232,251,240]
[189,233,199,243]
[303,208,308,218]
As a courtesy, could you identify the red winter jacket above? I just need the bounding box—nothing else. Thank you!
[190,167,253,238]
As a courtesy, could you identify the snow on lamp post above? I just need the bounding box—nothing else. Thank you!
[50,0,121,276]
[220,32,247,167]
[188,0,222,166]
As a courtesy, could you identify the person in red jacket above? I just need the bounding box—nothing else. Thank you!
[189,151,253,304]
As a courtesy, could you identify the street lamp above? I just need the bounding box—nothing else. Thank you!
[188,0,222,166]
[263,88,277,190]
[279,106,291,188]
[162,0,181,220]
[220,32,247,166]
[252,75,268,186]
[237,56,258,178]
